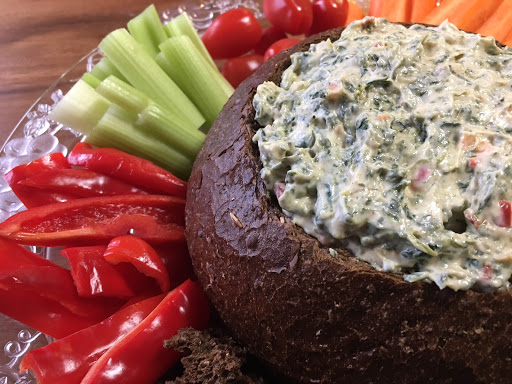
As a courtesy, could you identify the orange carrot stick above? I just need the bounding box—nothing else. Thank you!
[422,0,503,32]
[503,29,512,48]
[410,0,438,23]
[369,0,412,22]
[383,0,413,22]
[477,0,512,43]
[345,0,365,25]
[368,0,385,17]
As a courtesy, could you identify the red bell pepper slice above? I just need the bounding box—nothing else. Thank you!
[154,242,194,289]
[62,245,158,299]
[4,152,73,208]
[68,142,187,198]
[0,266,124,319]
[0,241,123,338]
[0,239,123,317]
[497,200,512,227]
[0,287,104,339]
[0,238,56,270]
[81,279,209,384]
[20,294,165,384]
[0,194,185,247]
[104,236,170,293]
[19,169,148,198]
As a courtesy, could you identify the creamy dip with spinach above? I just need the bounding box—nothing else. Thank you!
[253,17,512,291]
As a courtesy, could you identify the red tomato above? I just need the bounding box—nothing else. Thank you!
[222,54,264,88]
[263,38,302,61]
[263,0,313,35]
[308,0,349,36]
[254,26,287,55]
[202,8,262,59]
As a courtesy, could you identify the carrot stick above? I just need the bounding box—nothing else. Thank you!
[503,29,512,48]
[410,0,438,23]
[384,0,413,22]
[345,0,365,25]
[477,0,512,43]
[369,0,412,22]
[422,0,503,32]
[368,0,385,17]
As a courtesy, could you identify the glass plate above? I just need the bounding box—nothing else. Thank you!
[0,1,368,382]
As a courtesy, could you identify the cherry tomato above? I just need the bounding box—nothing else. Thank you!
[202,8,262,59]
[263,0,313,35]
[263,38,302,61]
[308,0,349,36]
[254,26,287,55]
[222,54,264,88]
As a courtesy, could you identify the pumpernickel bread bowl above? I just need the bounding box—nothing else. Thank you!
[186,20,512,383]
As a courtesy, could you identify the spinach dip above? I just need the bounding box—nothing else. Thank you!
[253,17,512,291]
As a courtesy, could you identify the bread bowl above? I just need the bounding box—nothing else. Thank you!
[185,18,512,383]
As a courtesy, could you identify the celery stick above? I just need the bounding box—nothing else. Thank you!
[138,103,205,159]
[89,56,128,83]
[165,12,216,69]
[88,105,194,179]
[96,75,193,129]
[127,4,168,58]
[156,49,233,98]
[49,80,111,135]
[96,76,149,114]
[96,76,205,158]
[99,28,205,130]
[81,73,101,89]
[154,52,174,77]
[160,36,233,128]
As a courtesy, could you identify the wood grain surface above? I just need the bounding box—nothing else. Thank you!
[0,0,183,143]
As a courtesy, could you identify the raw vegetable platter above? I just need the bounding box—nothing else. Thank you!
[1,0,508,382]
[0,3,266,382]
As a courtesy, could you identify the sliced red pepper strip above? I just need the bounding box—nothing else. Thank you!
[62,246,159,299]
[19,169,148,198]
[68,143,187,198]
[4,152,73,208]
[154,242,194,289]
[62,246,142,299]
[81,279,210,384]
[20,294,165,384]
[0,194,185,247]
[0,266,124,319]
[104,236,171,293]
[0,240,123,339]
[0,287,103,339]
[0,239,123,319]
[0,238,56,270]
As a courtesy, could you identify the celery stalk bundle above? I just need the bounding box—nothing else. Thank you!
[49,5,234,180]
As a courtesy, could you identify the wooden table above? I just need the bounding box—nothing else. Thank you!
[0,0,182,143]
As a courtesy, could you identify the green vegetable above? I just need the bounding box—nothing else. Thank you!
[164,12,216,68]
[99,28,205,130]
[89,57,128,83]
[49,80,111,135]
[127,4,168,57]
[50,6,233,179]
[81,73,101,89]
[96,76,205,158]
[160,35,233,128]
[88,105,194,180]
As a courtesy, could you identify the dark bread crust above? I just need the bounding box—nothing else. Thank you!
[186,26,512,383]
